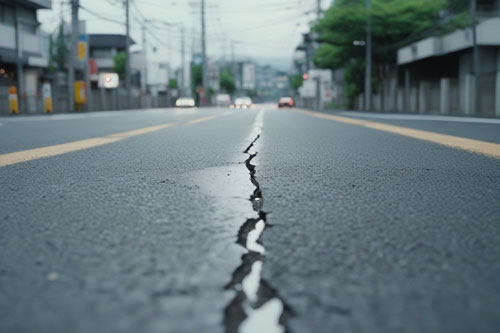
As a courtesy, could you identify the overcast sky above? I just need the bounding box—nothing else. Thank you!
[38,0,331,71]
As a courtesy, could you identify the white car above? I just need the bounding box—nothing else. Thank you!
[176,97,196,108]
[232,97,252,109]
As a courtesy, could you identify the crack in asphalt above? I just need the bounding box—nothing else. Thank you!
[224,128,292,333]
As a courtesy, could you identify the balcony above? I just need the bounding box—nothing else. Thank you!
[21,0,51,9]
[0,23,44,56]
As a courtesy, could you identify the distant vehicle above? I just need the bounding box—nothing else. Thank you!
[232,97,252,109]
[278,97,294,108]
[216,94,231,107]
[176,97,196,108]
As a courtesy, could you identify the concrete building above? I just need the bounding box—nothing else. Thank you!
[0,0,52,114]
[393,16,500,117]
[242,62,255,90]
[367,2,500,117]
[88,34,140,87]
[208,61,220,92]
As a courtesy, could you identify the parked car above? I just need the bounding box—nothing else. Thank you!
[232,97,252,109]
[278,97,294,108]
[176,97,196,108]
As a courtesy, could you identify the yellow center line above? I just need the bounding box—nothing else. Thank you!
[183,115,219,125]
[0,114,224,167]
[293,108,500,159]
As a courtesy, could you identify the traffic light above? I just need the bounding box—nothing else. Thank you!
[302,73,309,80]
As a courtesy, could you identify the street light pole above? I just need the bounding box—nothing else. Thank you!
[365,0,372,112]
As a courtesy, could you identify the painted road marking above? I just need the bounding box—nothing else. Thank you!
[0,115,223,167]
[184,115,219,125]
[294,109,500,158]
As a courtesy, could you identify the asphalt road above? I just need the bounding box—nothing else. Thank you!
[1,107,499,333]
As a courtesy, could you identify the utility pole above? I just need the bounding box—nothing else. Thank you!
[125,0,131,108]
[141,24,148,94]
[14,6,24,113]
[231,40,235,75]
[469,0,479,115]
[471,0,479,76]
[68,0,79,112]
[201,0,209,106]
[317,0,322,21]
[231,40,237,94]
[365,0,372,112]
[83,23,92,111]
[167,26,171,72]
[180,25,186,96]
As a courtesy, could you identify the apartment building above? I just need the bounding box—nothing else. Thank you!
[0,0,51,113]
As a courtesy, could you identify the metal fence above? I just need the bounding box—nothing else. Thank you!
[352,73,500,117]
[0,88,172,115]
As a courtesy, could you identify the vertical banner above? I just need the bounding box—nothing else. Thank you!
[89,58,99,81]
[78,34,88,61]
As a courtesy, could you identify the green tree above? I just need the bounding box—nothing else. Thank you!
[191,63,203,104]
[290,74,303,92]
[48,35,55,72]
[51,23,67,71]
[191,63,202,87]
[313,0,469,107]
[168,78,178,89]
[219,69,235,94]
[113,52,126,79]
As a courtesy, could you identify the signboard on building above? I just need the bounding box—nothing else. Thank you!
[98,73,119,89]
[89,58,99,81]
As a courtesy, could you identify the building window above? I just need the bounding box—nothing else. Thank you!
[22,23,37,34]
[477,0,497,12]
[0,4,15,27]
[91,48,113,58]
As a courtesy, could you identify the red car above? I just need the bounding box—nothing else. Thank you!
[278,97,294,108]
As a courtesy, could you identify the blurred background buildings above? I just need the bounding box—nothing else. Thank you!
[1,0,500,117]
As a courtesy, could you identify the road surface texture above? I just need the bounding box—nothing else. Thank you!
[1,107,499,333]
